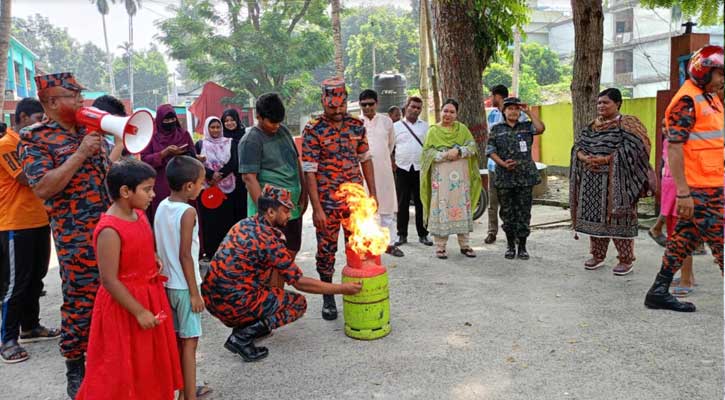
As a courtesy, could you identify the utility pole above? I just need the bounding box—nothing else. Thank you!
[512,28,521,97]
[128,15,134,108]
[418,0,429,122]
[422,0,440,122]
[372,42,376,86]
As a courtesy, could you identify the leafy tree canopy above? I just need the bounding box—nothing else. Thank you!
[114,45,169,110]
[520,42,562,86]
[12,14,110,91]
[482,62,542,105]
[345,7,419,96]
[640,0,724,25]
[157,0,333,107]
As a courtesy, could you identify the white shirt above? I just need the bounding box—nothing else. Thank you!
[154,198,201,290]
[393,118,429,171]
[361,113,397,214]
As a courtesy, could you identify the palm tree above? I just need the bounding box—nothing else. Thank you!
[0,0,12,108]
[114,0,140,107]
[330,0,344,78]
[91,0,116,94]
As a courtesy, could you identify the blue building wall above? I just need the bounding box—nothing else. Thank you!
[5,37,37,99]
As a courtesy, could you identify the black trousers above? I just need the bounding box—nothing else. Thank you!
[0,225,51,343]
[395,166,428,238]
[497,186,533,239]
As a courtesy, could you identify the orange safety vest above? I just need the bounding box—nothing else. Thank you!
[665,79,725,188]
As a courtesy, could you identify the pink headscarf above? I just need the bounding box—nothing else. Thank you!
[201,116,236,193]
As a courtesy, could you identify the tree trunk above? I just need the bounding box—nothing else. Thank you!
[418,0,429,122]
[571,0,603,138]
[431,0,486,166]
[101,14,116,95]
[0,0,12,110]
[330,0,344,78]
[128,15,134,107]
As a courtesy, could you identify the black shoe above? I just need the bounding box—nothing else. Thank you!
[385,245,405,257]
[322,294,338,320]
[484,233,496,244]
[224,321,270,362]
[65,356,85,399]
[645,273,696,312]
[504,233,516,259]
[395,236,408,246]
[517,237,530,260]
[418,236,433,246]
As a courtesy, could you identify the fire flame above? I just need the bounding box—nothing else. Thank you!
[337,182,390,256]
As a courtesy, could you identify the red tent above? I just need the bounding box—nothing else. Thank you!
[188,81,242,133]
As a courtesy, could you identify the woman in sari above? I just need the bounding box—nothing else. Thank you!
[421,99,482,259]
[141,104,196,224]
[195,116,240,259]
[221,109,248,222]
[570,88,652,276]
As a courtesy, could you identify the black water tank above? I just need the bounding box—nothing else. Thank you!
[373,72,407,113]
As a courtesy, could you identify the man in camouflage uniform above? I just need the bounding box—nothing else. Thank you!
[301,78,377,321]
[644,45,724,312]
[487,97,545,260]
[202,185,360,362]
[17,73,112,398]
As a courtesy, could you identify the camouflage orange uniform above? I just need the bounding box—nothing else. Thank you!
[201,215,307,329]
[18,74,111,359]
[301,113,371,279]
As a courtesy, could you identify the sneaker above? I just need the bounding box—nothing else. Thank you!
[385,245,404,257]
[613,263,633,276]
[19,325,61,344]
[584,258,605,270]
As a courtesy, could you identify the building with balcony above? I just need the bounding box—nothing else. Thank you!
[545,1,723,98]
[5,36,38,100]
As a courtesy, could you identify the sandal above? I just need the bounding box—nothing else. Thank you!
[196,384,213,399]
[460,247,476,258]
[1,340,29,364]
[18,325,61,344]
[647,229,667,247]
[672,286,694,297]
[436,250,448,259]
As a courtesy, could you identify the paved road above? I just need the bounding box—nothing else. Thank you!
[4,206,723,400]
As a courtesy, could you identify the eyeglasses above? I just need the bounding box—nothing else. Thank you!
[360,102,376,107]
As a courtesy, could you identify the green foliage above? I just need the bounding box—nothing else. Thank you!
[113,45,169,109]
[640,0,724,25]
[482,62,541,105]
[468,0,529,69]
[521,42,562,86]
[157,0,333,108]
[345,7,419,94]
[12,14,110,91]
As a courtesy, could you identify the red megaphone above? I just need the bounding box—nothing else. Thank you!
[75,107,154,154]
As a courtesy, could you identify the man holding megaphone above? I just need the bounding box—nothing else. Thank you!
[16,72,120,399]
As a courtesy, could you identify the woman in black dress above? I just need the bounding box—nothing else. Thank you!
[221,109,248,222]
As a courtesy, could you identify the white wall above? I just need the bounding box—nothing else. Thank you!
[632,40,670,81]
[632,7,673,38]
[601,50,615,83]
[633,81,668,98]
[548,23,575,56]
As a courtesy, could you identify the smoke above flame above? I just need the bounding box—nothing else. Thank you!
[337,182,390,256]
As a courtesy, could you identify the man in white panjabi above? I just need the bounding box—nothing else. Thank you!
[358,89,404,257]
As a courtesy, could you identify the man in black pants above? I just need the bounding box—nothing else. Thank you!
[0,98,58,364]
[393,96,433,246]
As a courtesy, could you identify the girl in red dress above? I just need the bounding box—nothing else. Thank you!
[77,159,182,399]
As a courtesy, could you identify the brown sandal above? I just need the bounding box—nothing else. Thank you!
[460,247,476,258]
[436,249,448,259]
[1,341,29,364]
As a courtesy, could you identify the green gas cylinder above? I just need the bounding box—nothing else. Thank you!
[341,249,391,340]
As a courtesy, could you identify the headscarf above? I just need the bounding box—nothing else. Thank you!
[420,121,482,224]
[201,116,236,193]
[153,104,190,149]
[221,109,245,141]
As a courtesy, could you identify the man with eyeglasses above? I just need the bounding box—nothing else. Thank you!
[359,89,403,257]
[16,72,119,398]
